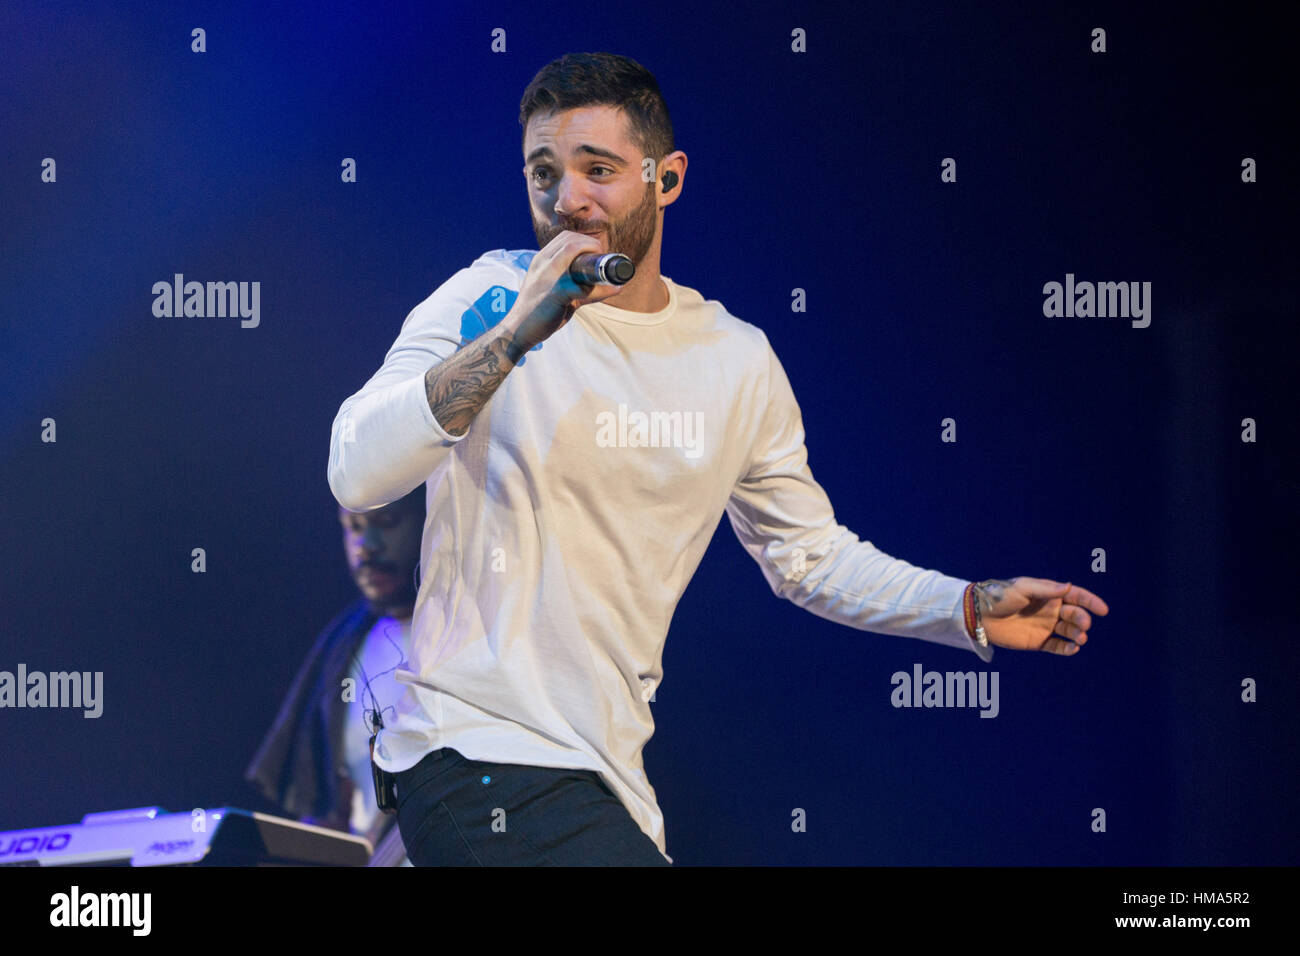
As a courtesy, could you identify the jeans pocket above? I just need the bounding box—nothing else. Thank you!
[400,800,485,866]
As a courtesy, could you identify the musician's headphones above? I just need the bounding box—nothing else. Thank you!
[660,170,678,193]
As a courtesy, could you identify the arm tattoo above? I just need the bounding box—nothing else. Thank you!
[423,330,522,438]
[974,578,1013,615]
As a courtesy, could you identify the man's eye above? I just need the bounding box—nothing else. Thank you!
[532,166,612,185]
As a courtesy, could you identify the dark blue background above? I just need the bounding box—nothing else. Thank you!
[2,0,1295,865]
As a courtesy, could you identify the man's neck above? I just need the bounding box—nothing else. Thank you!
[608,272,669,313]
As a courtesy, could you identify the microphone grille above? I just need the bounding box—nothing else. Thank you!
[607,255,635,284]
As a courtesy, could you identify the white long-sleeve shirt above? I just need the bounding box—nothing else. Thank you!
[328,249,993,862]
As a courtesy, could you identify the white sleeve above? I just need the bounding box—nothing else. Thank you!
[724,333,992,660]
[327,258,508,512]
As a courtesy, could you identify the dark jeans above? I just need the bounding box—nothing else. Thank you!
[394,747,670,866]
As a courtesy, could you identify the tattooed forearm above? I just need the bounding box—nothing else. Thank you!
[974,579,1013,615]
[424,325,527,437]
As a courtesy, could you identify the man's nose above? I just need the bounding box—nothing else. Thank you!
[359,526,385,554]
[553,172,589,219]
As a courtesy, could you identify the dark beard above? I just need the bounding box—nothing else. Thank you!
[532,182,658,267]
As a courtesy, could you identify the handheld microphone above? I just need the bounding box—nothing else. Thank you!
[569,252,635,286]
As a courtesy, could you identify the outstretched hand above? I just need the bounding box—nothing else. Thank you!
[974,577,1109,655]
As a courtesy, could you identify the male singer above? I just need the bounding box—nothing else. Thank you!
[328,52,1109,866]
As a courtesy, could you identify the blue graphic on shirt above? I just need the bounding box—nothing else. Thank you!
[507,250,537,272]
[459,284,540,366]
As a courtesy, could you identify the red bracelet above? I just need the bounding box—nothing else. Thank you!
[963,583,990,648]
[962,583,978,640]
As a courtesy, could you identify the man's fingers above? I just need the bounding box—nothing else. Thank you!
[1064,582,1109,615]
[1017,577,1110,617]
[1053,617,1087,643]
[1041,636,1080,656]
[1062,605,1092,634]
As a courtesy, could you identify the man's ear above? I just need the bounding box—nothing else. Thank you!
[658,151,687,205]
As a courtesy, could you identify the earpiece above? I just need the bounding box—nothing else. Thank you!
[660,170,678,193]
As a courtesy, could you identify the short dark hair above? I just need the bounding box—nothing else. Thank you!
[519,52,674,165]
